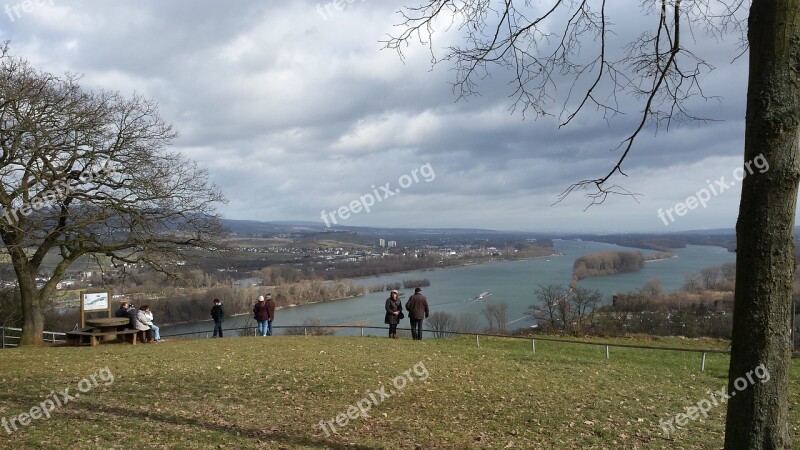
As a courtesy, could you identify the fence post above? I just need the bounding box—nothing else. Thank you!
[605,345,610,360]
[304,327,307,336]
[1,327,4,349]
[360,327,364,337]
[531,338,535,353]
[700,352,706,372]
[476,334,480,348]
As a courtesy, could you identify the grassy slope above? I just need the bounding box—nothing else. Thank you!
[0,336,797,449]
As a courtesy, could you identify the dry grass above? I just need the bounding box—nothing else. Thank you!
[0,335,797,449]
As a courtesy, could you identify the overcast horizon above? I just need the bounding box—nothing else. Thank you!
[2,0,793,234]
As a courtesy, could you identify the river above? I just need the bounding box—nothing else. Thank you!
[162,239,735,337]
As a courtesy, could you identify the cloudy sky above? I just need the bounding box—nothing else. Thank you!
[0,0,783,233]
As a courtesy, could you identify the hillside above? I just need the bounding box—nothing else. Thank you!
[0,335,797,449]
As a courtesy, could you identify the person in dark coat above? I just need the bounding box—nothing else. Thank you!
[405,287,429,341]
[253,296,270,336]
[211,298,224,338]
[264,293,276,336]
[114,302,129,318]
[384,290,403,339]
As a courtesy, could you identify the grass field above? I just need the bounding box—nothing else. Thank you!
[0,335,797,449]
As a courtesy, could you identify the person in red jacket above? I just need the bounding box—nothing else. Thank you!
[264,293,276,336]
[253,296,270,336]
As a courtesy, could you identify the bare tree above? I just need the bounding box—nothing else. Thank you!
[701,266,721,290]
[482,303,497,333]
[638,278,664,298]
[455,312,480,333]
[428,311,457,338]
[683,272,702,293]
[554,295,571,332]
[0,48,226,345]
[721,262,737,281]
[388,1,796,446]
[569,287,602,333]
[532,283,568,331]
[491,302,509,334]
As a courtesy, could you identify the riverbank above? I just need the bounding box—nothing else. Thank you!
[161,242,737,337]
[162,254,563,331]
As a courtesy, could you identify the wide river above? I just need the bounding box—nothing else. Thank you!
[163,240,735,337]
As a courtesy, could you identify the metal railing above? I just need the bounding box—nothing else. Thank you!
[1,327,67,348]
[162,324,732,372]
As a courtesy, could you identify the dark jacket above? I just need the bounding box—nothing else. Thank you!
[405,293,429,320]
[385,297,403,325]
[125,307,137,328]
[265,298,276,320]
[211,304,224,322]
[114,306,128,318]
[253,302,270,321]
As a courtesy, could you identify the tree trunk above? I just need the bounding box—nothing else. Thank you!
[18,274,44,346]
[724,1,799,448]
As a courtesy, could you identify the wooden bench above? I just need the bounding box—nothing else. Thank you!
[66,328,141,347]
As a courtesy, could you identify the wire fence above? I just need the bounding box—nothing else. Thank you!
[4,324,796,373]
[161,324,732,372]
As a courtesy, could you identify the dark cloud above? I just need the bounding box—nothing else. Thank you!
[0,0,780,232]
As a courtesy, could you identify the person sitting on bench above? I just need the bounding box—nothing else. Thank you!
[115,302,130,318]
[134,305,161,343]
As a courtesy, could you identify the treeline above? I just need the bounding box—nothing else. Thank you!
[42,280,365,331]
[525,280,736,338]
[257,256,454,283]
[367,279,431,293]
[571,251,645,282]
[577,234,737,252]
[645,251,675,261]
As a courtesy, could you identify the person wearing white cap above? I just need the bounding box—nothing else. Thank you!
[253,295,270,336]
[384,290,403,339]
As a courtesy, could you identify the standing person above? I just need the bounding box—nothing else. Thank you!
[385,290,403,339]
[264,293,276,336]
[253,296,269,336]
[211,298,224,338]
[405,287,429,341]
[142,305,163,343]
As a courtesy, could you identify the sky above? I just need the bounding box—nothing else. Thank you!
[0,0,785,233]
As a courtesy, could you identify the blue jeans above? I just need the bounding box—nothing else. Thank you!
[150,324,161,341]
[267,319,273,336]
[257,320,268,336]
[213,321,223,338]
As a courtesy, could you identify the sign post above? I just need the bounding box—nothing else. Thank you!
[80,291,112,328]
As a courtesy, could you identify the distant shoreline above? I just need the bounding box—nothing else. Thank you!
[349,251,563,282]
[162,254,561,329]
